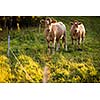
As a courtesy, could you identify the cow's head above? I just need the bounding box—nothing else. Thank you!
[40,17,52,27]
[40,17,57,28]
[71,20,81,33]
[45,17,52,26]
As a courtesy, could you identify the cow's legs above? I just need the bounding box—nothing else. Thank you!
[52,31,57,54]
[62,34,67,51]
[78,37,81,49]
[52,36,56,54]
[56,41,60,51]
[81,37,84,48]
[48,41,51,54]
[64,42,68,51]
[72,37,74,45]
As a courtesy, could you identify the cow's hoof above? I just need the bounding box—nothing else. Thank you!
[77,48,82,51]
[65,45,68,51]
[56,48,60,52]
[52,51,55,55]
[64,48,68,52]
[65,49,68,51]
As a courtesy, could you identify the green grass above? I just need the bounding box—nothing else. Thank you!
[0,17,100,83]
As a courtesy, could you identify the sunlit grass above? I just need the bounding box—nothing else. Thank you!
[0,17,100,83]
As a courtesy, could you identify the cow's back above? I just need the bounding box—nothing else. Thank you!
[51,22,66,40]
[51,22,66,34]
[58,22,66,32]
[79,24,85,37]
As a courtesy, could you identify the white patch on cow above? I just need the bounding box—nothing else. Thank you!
[46,20,50,25]
[58,22,66,31]
[76,27,80,33]
[60,34,64,39]
[48,23,53,32]
[75,22,77,25]
[65,45,68,51]
[54,36,56,44]
[47,36,49,41]
[48,22,66,34]
[56,42,60,51]
[77,24,85,35]
[80,24,85,34]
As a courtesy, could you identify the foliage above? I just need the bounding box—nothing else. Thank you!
[0,55,13,82]
[47,54,98,83]
[14,55,43,83]
[0,16,100,83]
[0,16,45,30]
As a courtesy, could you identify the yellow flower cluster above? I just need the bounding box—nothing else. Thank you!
[48,55,98,83]
[0,55,12,82]
[14,55,43,83]
[0,54,98,83]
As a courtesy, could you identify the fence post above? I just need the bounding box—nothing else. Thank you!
[43,66,50,83]
[7,31,10,57]
[39,24,41,33]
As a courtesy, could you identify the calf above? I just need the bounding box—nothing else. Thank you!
[70,20,86,49]
[41,18,67,54]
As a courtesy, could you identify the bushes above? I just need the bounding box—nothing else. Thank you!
[47,55,98,83]
[0,54,99,83]
[14,55,43,83]
[0,55,13,82]
[0,55,43,83]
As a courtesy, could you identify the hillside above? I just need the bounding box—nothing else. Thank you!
[0,16,100,83]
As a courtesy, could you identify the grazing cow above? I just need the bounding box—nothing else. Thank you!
[70,20,86,49]
[40,18,67,54]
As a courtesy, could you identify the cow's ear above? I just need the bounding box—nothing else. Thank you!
[51,17,57,23]
[40,19,44,24]
[52,19,57,23]
[46,17,52,24]
[70,22,73,25]
[78,22,81,25]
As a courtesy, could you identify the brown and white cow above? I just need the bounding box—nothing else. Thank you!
[70,20,86,49]
[40,18,67,54]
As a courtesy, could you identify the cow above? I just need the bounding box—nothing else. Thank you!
[40,17,67,54]
[70,20,86,50]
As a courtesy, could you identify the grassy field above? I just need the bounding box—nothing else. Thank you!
[0,16,100,83]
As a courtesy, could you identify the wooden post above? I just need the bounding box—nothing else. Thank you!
[43,66,50,83]
[17,23,20,32]
[7,17,13,57]
[7,31,10,57]
[39,24,41,33]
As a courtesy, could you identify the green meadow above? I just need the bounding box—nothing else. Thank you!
[0,16,100,83]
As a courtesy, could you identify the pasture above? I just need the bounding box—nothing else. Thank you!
[0,16,100,83]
